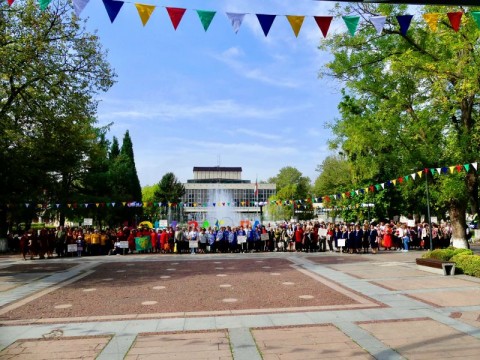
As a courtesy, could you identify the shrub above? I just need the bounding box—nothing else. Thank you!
[422,248,473,261]
[450,254,480,277]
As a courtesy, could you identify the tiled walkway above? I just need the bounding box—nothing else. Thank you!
[1,250,480,359]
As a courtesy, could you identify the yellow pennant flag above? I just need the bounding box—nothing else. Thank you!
[286,15,305,37]
[392,179,397,186]
[449,166,455,174]
[423,13,439,32]
[135,3,156,27]
[96,203,100,208]
[417,171,423,178]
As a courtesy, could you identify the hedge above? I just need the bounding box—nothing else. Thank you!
[422,248,480,278]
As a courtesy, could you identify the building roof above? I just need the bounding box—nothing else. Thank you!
[193,167,242,172]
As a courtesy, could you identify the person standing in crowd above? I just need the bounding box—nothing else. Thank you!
[55,226,66,257]
[368,224,379,254]
[361,223,370,253]
[90,229,101,256]
[383,223,393,250]
[294,224,304,252]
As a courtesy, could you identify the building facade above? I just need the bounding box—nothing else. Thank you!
[181,167,276,222]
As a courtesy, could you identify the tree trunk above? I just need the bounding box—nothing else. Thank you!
[466,172,479,216]
[449,200,468,249]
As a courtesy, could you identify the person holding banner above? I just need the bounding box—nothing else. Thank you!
[188,226,198,254]
[236,226,246,253]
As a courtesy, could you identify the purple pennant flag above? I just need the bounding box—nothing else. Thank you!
[256,14,276,37]
[103,0,124,23]
[396,14,413,36]
[72,0,90,17]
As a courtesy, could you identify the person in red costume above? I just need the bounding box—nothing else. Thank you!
[294,224,304,252]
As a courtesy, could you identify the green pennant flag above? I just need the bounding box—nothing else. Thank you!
[342,15,360,36]
[197,10,216,31]
[472,12,480,29]
[375,184,381,191]
[38,0,52,11]
[405,175,409,181]
[430,168,435,175]
[202,220,210,228]
[464,164,470,172]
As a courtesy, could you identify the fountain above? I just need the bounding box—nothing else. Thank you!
[205,189,243,227]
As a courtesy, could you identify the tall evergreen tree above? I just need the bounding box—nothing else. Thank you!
[109,136,120,161]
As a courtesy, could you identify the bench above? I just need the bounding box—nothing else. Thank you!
[416,258,456,276]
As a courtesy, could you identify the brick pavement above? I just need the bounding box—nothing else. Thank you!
[0,250,479,359]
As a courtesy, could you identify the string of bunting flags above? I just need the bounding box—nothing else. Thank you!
[4,162,477,211]
[5,0,480,37]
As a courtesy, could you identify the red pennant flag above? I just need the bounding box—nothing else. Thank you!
[398,177,404,184]
[8,0,15,6]
[447,12,463,32]
[369,185,375,192]
[456,164,462,172]
[166,7,186,30]
[314,16,333,38]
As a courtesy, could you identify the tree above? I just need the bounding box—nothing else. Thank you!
[119,130,142,201]
[268,166,311,199]
[0,0,115,234]
[320,3,480,247]
[154,173,185,222]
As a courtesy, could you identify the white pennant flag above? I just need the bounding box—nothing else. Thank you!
[411,173,416,180]
[370,16,386,35]
[226,12,245,33]
[381,183,385,189]
[472,162,478,171]
[436,167,442,175]
[56,204,60,208]
[72,0,90,17]
[25,203,30,208]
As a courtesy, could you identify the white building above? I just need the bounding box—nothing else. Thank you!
[181,167,276,221]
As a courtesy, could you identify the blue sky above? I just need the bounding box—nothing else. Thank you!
[81,0,344,186]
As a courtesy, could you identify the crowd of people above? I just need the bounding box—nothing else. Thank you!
[8,220,454,260]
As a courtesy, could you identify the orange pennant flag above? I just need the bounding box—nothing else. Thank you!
[135,3,156,27]
[423,13,439,32]
[166,7,186,30]
[286,15,305,37]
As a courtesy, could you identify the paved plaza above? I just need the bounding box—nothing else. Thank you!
[0,250,479,359]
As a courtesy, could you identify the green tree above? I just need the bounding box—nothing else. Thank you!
[154,173,185,222]
[320,3,480,247]
[119,130,142,201]
[268,166,311,200]
[0,0,115,234]
[109,136,120,161]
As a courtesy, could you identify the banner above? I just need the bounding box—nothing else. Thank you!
[135,236,152,251]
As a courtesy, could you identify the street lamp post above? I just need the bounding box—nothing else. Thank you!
[424,169,434,251]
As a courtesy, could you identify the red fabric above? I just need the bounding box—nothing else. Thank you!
[294,228,304,242]
[383,228,393,248]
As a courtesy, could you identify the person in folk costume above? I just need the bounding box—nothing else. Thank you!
[149,228,157,253]
[159,229,168,253]
[167,227,175,252]
[127,229,136,254]
[76,229,84,257]
[198,227,207,253]
[55,226,66,257]
[294,224,304,252]
[361,223,370,253]
[286,224,295,251]
[326,223,335,252]
[368,224,379,254]
[274,226,282,252]
[383,223,393,250]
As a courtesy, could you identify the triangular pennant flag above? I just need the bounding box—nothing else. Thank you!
[423,13,439,32]
[314,16,333,38]
[286,15,305,37]
[84,203,89,208]
[471,12,480,29]
[67,204,72,208]
[38,0,52,11]
[96,203,100,208]
[135,3,155,27]
[256,14,276,37]
[197,10,216,31]
[430,168,436,175]
[449,166,455,174]
[381,183,385,189]
[56,203,60,208]
[122,202,127,206]
[405,175,410,181]
[111,202,116,207]
[442,167,448,174]
[25,203,30,208]
[370,16,386,35]
[342,16,360,36]
[436,168,442,175]
[392,179,397,186]
[464,164,470,172]
[456,165,462,172]
[72,0,90,16]
[166,7,186,30]
[375,185,381,191]
[398,177,404,184]
[226,12,245,34]
[472,162,478,171]
[417,171,423,178]
[396,15,413,36]
[7,0,15,6]
[447,12,463,32]
[411,173,416,180]
[103,0,124,23]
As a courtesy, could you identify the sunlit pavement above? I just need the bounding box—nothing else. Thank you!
[0,248,479,359]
